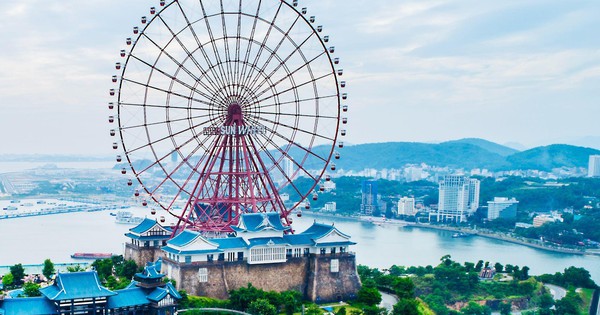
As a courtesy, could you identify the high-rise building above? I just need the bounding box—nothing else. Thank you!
[360,180,378,216]
[434,175,480,223]
[588,155,600,177]
[487,197,518,220]
[398,197,416,216]
[284,157,295,179]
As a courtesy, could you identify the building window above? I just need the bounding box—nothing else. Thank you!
[249,247,286,264]
[340,247,346,253]
[331,259,339,273]
[320,248,326,255]
[185,256,191,264]
[198,268,208,283]
[304,248,310,257]
[207,254,214,262]
[237,252,244,261]
[218,253,225,261]
[331,247,336,254]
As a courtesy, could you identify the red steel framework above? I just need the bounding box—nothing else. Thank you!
[110,0,347,237]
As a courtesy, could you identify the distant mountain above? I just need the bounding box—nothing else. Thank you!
[442,138,519,156]
[506,144,600,171]
[281,141,599,172]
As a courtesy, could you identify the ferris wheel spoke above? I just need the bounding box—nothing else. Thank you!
[251,94,338,110]
[197,0,236,98]
[219,0,236,97]
[171,3,232,97]
[232,0,244,97]
[239,1,283,93]
[149,134,221,199]
[119,102,212,112]
[235,1,263,97]
[254,71,334,105]
[247,135,306,197]
[124,115,221,156]
[245,16,310,94]
[253,111,337,120]
[122,77,213,107]
[252,115,334,142]
[121,112,214,131]
[244,115,328,164]
[137,32,223,103]
[253,50,328,100]
[128,54,217,105]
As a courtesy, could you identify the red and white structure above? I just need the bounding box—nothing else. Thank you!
[109,0,348,235]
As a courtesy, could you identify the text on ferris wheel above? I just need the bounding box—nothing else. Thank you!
[202,125,267,136]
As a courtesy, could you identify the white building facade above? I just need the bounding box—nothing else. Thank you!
[487,197,519,220]
[398,197,416,216]
[588,155,600,177]
[434,175,480,223]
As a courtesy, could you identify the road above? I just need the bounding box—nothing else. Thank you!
[545,284,567,300]
[379,290,398,312]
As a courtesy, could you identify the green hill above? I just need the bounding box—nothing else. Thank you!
[280,140,598,172]
[442,138,519,156]
[506,144,600,171]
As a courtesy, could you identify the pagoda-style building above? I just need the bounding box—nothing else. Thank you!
[0,262,180,315]
[124,218,171,266]
[126,213,361,302]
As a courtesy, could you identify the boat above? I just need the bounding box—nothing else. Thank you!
[71,253,113,259]
[452,232,472,238]
[115,211,144,225]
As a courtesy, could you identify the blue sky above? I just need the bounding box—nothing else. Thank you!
[0,0,598,154]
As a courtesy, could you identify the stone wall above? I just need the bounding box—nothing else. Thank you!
[162,253,360,302]
[124,243,164,266]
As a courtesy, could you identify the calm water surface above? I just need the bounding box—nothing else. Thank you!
[0,210,598,283]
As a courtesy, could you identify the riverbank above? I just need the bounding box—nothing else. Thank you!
[304,211,598,257]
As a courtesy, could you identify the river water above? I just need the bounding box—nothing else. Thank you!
[0,209,598,283]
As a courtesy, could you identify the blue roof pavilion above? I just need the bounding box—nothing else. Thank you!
[40,271,115,301]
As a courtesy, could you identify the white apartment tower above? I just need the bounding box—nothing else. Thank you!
[434,175,480,223]
[398,197,416,216]
[588,155,600,178]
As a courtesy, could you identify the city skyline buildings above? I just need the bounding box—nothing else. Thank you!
[0,1,598,155]
[487,197,519,221]
[433,175,480,223]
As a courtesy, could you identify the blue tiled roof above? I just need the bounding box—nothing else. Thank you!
[300,222,336,238]
[0,297,56,315]
[129,218,159,234]
[315,241,357,247]
[124,232,171,241]
[247,237,289,247]
[283,234,316,246]
[40,271,115,301]
[106,287,149,309]
[146,283,181,302]
[162,246,222,255]
[167,230,201,247]
[212,237,247,249]
[233,212,291,233]
[135,261,165,280]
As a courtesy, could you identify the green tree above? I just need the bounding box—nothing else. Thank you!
[10,264,25,285]
[248,298,277,315]
[461,302,491,315]
[229,283,265,311]
[67,264,85,272]
[393,277,415,299]
[281,290,302,315]
[494,262,504,273]
[42,259,55,280]
[475,260,484,272]
[464,262,475,272]
[23,281,41,297]
[554,290,582,315]
[335,306,347,315]
[2,273,14,288]
[392,298,419,315]
[538,292,554,310]
[357,286,382,307]
[92,259,114,281]
[499,302,511,315]
[305,304,324,315]
[362,305,387,315]
[563,266,596,288]
[116,260,138,279]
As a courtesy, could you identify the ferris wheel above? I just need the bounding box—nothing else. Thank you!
[109,0,348,234]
